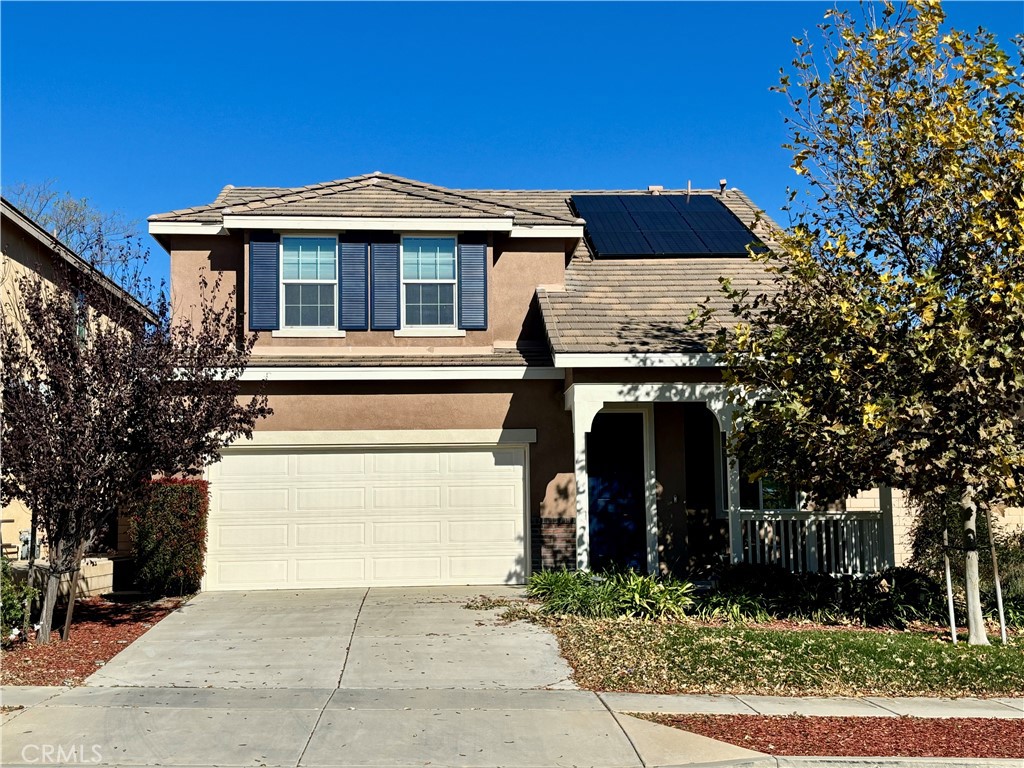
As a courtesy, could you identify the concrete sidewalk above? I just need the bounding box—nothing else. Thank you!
[2,685,1020,767]
[599,692,1024,719]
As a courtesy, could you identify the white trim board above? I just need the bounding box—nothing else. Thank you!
[150,219,583,240]
[238,365,564,381]
[553,352,723,368]
[148,222,226,236]
[225,428,537,449]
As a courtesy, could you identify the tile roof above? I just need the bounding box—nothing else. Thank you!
[249,344,552,368]
[150,173,577,226]
[148,173,778,241]
[537,256,776,355]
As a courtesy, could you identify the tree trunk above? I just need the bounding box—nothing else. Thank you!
[60,543,89,641]
[961,490,990,646]
[35,569,61,645]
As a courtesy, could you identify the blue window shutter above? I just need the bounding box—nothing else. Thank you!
[249,232,280,331]
[457,242,488,330]
[339,241,369,330]
[370,242,400,330]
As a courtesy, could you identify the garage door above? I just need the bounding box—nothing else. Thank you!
[204,446,527,590]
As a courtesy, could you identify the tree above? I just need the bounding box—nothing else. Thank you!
[4,180,146,275]
[700,1,1023,644]
[1,224,271,643]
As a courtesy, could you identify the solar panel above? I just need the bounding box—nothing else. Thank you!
[570,193,760,258]
[617,195,680,214]
[581,211,638,232]
[586,229,653,256]
[644,230,711,255]
[697,230,759,255]
[572,195,629,213]
[629,211,692,232]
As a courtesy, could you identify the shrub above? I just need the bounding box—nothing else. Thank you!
[608,570,695,619]
[708,563,943,628]
[692,592,773,623]
[1,557,36,645]
[527,569,695,619]
[129,478,209,596]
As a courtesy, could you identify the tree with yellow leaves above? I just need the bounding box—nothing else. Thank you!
[706,1,1023,645]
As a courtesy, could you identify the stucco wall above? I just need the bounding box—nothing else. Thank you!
[166,233,571,350]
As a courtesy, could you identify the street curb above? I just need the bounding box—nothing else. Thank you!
[657,758,1022,768]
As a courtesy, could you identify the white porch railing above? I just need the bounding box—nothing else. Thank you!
[738,509,886,576]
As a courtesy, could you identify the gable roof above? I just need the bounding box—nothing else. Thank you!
[2,197,157,323]
[150,172,578,227]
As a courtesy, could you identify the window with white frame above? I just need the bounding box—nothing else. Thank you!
[402,236,456,327]
[282,236,337,328]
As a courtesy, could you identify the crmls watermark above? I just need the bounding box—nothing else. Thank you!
[20,744,103,764]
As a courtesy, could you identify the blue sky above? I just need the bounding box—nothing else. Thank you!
[2,2,1020,283]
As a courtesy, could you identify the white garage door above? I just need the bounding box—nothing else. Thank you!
[204,446,527,591]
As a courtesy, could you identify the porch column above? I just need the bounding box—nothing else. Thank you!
[707,398,743,564]
[878,486,896,569]
[566,386,604,571]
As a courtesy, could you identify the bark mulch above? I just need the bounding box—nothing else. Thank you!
[0,596,183,687]
[643,713,1024,759]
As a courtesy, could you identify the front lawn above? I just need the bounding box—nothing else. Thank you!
[550,617,1024,697]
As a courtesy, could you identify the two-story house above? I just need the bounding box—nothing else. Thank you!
[149,172,906,591]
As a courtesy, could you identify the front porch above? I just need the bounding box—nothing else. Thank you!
[564,381,896,579]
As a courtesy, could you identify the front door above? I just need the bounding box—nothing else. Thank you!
[587,412,647,572]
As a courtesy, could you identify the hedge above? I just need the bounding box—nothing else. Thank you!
[129,478,209,596]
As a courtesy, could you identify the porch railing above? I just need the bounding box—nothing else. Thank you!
[738,509,885,576]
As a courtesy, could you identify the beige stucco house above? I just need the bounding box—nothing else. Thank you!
[150,172,944,592]
[1,197,153,592]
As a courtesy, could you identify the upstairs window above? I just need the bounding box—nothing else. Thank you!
[282,237,337,328]
[402,237,456,327]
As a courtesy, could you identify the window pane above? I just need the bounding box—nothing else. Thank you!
[438,284,454,304]
[421,284,439,304]
[762,478,796,510]
[403,237,456,280]
[407,284,421,303]
[283,279,334,328]
[739,471,760,510]
[283,241,300,279]
[439,304,454,326]
[406,305,421,325]
[421,304,438,325]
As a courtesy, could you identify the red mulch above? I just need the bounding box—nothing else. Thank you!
[647,714,1024,758]
[0,596,183,687]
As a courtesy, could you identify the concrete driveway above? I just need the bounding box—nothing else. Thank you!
[85,586,574,689]
[1,587,762,767]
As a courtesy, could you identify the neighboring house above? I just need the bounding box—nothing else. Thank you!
[0,197,154,592]
[149,172,917,592]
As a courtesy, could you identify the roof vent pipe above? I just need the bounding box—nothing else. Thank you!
[686,180,692,201]
[647,185,663,195]
[719,179,727,193]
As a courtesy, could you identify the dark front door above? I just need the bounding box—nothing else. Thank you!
[587,412,647,572]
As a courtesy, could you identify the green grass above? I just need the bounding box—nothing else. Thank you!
[549,618,1024,697]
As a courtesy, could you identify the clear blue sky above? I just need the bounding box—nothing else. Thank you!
[2,2,1020,283]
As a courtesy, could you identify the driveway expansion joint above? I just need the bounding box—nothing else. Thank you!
[337,586,370,689]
